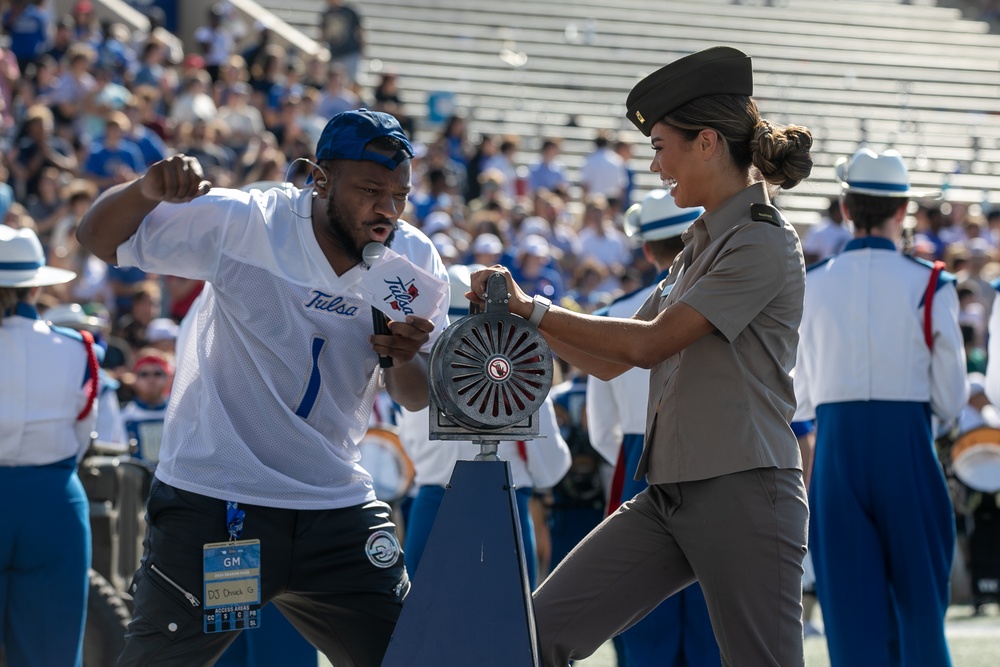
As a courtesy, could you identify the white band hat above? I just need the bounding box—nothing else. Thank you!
[835,148,938,199]
[0,226,76,288]
[624,189,703,241]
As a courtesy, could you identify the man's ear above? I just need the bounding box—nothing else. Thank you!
[311,164,330,194]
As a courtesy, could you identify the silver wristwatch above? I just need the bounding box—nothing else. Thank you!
[528,295,552,327]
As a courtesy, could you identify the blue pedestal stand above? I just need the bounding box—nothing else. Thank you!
[381,458,540,666]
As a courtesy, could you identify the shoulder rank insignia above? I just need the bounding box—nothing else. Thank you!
[750,203,781,226]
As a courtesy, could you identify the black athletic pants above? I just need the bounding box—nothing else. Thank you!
[118,479,409,666]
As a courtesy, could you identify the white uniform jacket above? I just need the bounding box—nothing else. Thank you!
[794,236,967,422]
[0,306,97,466]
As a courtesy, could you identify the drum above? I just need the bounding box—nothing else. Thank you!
[950,427,1000,493]
[358,425,415,502]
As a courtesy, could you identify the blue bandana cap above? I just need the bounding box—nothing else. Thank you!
[315,108,413,170]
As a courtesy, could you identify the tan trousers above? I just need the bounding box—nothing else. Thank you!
[532,467,808,667]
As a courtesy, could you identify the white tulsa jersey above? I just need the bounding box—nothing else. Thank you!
[793,237,967,422]
[118,186,449,509]
[586,284,657,465]
[396,397,571,490]
[0,309,96,466]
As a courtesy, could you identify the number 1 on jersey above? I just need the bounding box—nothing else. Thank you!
[295,335,327,419]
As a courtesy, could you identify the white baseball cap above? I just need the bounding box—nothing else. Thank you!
[518,216,550,240]
[423,211,453,237]
[835,148,937,198]
[471,233,504,256]
[519,234,550,258]
[431,232,458,260]
[147,317,179,343]
[624,189,703,241]
[0,226,76,287]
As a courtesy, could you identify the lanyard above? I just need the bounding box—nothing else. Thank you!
[226,501,245,541]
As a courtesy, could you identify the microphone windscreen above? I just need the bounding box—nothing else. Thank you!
[362,242,385,268]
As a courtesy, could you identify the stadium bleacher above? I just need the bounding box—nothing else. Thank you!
[259,0,1000,226]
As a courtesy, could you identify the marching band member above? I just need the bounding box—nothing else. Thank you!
[0,227,99,667]
[794,148,967,667]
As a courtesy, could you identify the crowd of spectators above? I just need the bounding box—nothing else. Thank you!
[3,4,1000,663]
[2,0,1000,404]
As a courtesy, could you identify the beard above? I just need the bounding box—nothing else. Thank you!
[324,200,397,264]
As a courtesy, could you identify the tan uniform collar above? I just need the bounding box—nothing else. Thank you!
[699,182,771,243]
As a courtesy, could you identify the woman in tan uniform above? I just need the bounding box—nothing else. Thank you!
[469,46,813,667]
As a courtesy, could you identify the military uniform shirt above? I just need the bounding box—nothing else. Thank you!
[634,183,804,484]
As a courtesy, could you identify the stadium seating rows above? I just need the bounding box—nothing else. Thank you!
[263,0,1000,225]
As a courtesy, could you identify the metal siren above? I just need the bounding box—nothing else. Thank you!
[429,272,553,440]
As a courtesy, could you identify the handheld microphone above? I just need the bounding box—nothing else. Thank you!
[362,242,393,369]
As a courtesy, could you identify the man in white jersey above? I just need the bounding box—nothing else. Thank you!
[77,109,448,666]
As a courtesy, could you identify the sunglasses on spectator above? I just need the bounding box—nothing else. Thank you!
[137,370,167,379]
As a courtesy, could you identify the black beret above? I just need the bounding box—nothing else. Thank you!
[625,46,754,136]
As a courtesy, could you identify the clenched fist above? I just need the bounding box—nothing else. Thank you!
[140,155,212,203]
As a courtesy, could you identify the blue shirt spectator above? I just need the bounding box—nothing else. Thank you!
[509,235,565,302]
[528,140,567,195]
[2,2,50,69]
[127,122,168,168]
[83,113,145,190]
[85,140,145,183]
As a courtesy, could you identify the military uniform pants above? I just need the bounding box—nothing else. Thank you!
[614,435,720,667]
[532,466,808,667]
[118,479,409,667]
